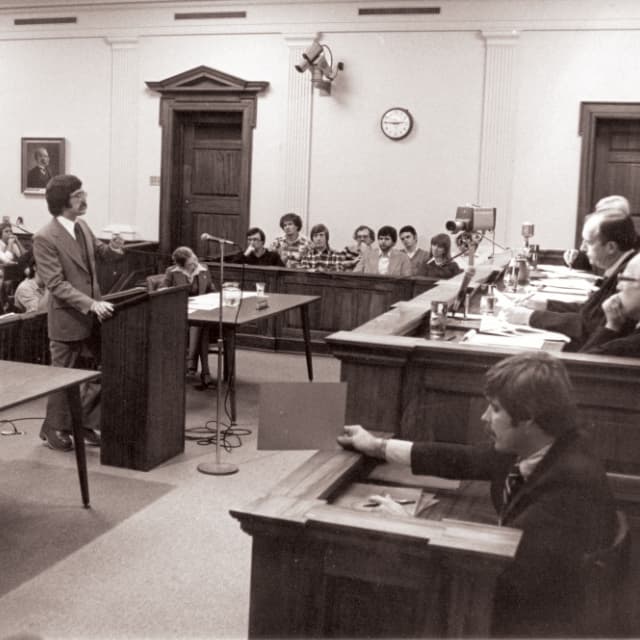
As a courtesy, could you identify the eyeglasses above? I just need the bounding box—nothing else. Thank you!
[618,275,640,284]
[70,190,87,199]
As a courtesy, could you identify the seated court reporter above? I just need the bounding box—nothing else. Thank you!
[420,233,462,279]
[354,225,411,277]
[14,254,48,313]
[163,246,214,387]
[399,225,430,275]
[229,227,284,266]
[338,352,616,638]
[581,251,640,356]
[0,221,25,264]
[503,210,638,351]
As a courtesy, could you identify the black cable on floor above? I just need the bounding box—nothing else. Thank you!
[0,416,44,436]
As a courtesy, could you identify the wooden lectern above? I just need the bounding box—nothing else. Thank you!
[100,286,188,471]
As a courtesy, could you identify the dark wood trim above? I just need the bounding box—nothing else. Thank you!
[146,66,268,255]
[577,101,640,247]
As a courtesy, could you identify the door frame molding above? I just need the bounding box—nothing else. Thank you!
[146,66,268,254]
[577,101,640,247]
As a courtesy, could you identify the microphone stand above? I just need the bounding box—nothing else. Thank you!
[197,239,238,476]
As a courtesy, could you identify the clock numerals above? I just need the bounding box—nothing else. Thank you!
[380,108,413,141]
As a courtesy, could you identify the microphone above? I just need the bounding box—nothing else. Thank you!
[201,233,234,245]
[451,266,476,313]
[244,245,254,257]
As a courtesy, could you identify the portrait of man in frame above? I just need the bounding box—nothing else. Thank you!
[21,137,65,194]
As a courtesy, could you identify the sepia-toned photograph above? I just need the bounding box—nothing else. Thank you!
[21,137,65,194]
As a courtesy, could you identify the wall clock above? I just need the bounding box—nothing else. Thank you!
[380,107,413,140]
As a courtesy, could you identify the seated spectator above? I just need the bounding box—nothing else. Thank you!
[163,246,215,387]
[0,266,9,314]
[421,233,462,279]
[300,224,351,272]
[344,225,376,268]
[399,225,430,275]
[229,227,284,266]
[14,255,48,313]
[581,252,640,356]
[354,226,411,277]
[0,222,25,264]
[270,213,313,269]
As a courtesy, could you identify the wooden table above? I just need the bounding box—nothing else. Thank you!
[0,360,100,508]
[189,293,319,422]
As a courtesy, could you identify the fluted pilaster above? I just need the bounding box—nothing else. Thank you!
[283,34,315,230]
[106,36,139,229]
[478,31,520,245]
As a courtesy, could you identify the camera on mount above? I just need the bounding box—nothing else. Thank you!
[445,206,496,233]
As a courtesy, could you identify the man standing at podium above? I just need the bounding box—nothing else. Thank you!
[33,174,125,451]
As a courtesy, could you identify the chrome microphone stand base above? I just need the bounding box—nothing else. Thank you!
[197,461,238,476]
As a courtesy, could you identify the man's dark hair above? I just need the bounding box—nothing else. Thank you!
[377,225,397,244]
[596,211,638,251]
[279,212,303,231]
[484,352,576,437]
[399,225,417,238]
[45,174,82,216]
[246,227,265,242]
[310,223,330,244]
[353,225,375,242]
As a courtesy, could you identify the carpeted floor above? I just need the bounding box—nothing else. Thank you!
[0,461,174,598]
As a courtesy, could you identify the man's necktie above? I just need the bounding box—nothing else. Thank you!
[74,222,94,295]
[502,463,525,510]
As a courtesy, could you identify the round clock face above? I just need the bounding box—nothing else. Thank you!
[380,107,413,140]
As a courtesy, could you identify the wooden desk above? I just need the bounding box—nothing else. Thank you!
[189,293,319,422]
[0,360,100,507]
[230,450,521,638]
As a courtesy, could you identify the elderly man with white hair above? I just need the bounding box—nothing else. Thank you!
[581,251,640,356]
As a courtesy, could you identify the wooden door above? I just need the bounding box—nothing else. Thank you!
[593,118,640,231]
[179,111,247,253]
[577,103,640,246]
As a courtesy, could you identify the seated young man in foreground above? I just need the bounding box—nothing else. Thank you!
[338,351,616,638]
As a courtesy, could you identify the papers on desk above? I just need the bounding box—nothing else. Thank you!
[460,316,570,349]
[331,482,424,517]
[187,291,257,312]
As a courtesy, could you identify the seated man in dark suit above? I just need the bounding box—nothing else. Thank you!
[504,210,638,350]
[229,227,284,266]
[338,351,616,638]
[581,251,640,356]
[26,147,53,189]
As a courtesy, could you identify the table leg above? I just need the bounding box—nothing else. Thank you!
[66,384,90,508]
[300,305,314,381]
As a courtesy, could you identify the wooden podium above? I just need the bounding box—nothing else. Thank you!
[100,286,188,471]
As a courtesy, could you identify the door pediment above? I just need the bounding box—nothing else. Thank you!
[146,65,268,96]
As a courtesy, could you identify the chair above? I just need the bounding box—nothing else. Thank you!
[580,510,631,637]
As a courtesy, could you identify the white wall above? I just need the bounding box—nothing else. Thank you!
[1,0,640,252]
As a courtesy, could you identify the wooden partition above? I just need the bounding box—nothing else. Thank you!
[231,450,520,639]
[206,262,438,352]
[0,311,49,364]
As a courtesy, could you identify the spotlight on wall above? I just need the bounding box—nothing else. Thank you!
[295,40,344,96]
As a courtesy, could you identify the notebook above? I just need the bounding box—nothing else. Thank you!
[257,382,347,450]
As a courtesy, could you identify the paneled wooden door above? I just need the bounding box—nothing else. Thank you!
[177,111,249,254]
[592,118,640,232]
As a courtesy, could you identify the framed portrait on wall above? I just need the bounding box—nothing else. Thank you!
[21,137,65,194]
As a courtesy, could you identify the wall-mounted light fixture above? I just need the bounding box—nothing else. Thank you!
[295,40,344,96]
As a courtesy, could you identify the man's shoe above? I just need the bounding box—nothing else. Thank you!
[40,429,73,452]
[82,429,101,447]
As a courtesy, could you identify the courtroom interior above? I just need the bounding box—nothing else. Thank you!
[1,0,640,638]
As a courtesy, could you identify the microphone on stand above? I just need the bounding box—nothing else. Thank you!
[201,233,235,246]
